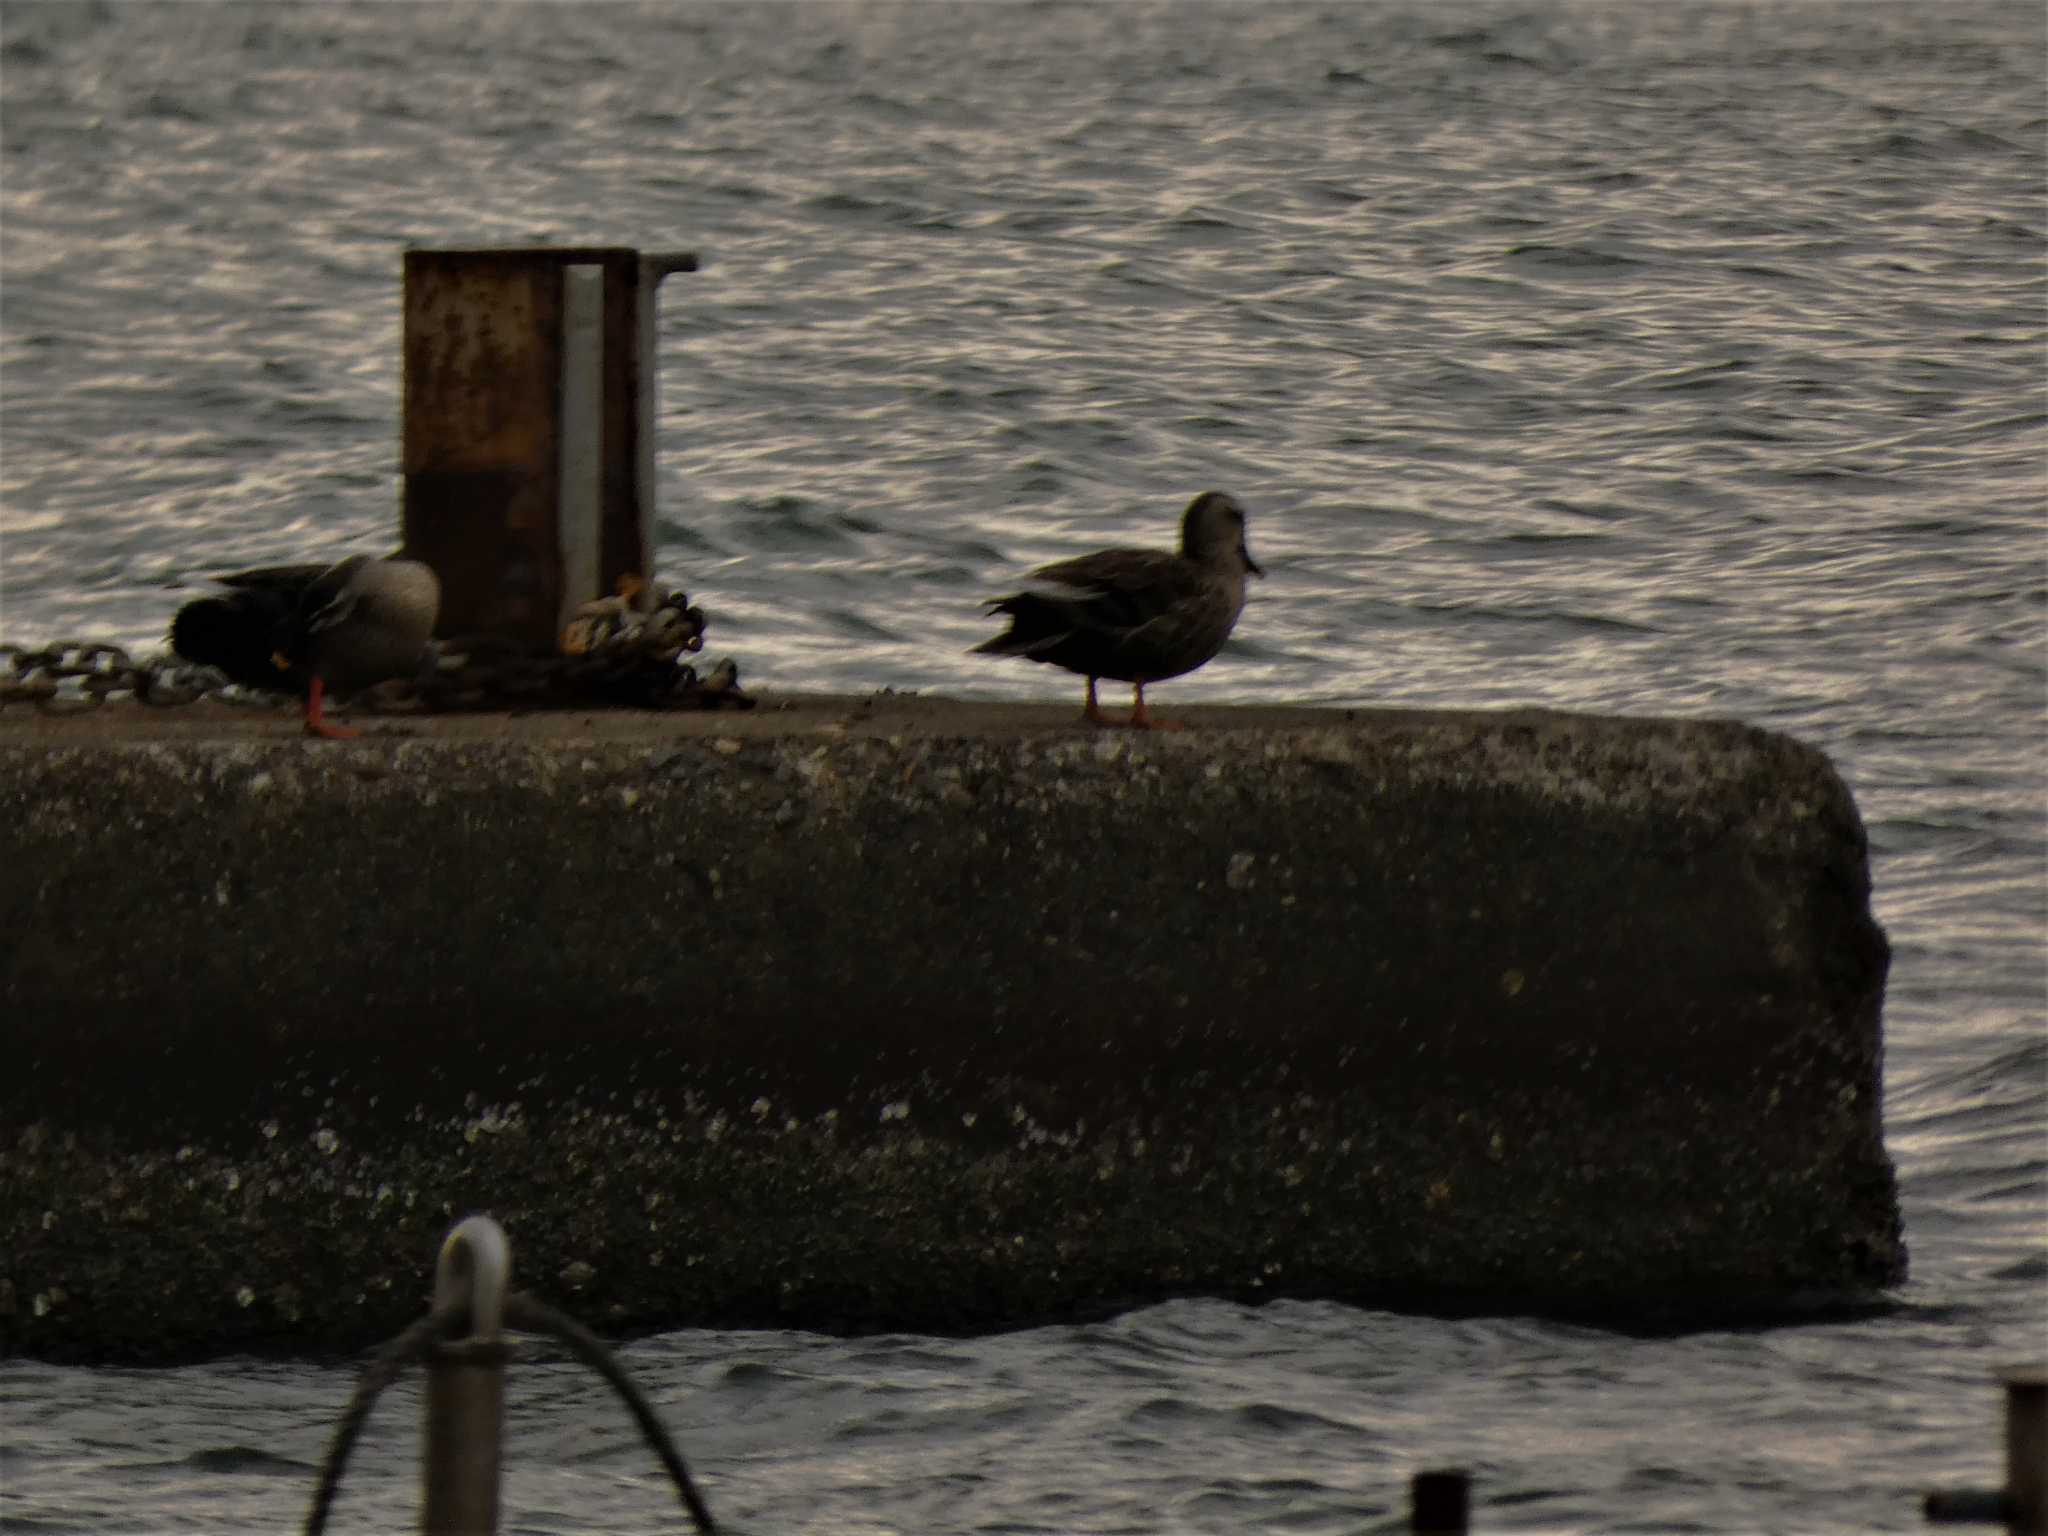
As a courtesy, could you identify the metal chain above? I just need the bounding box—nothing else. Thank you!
[0,592,754,715]
[0,642,214,712]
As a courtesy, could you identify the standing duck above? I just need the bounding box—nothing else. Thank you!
[170,554,440,738]
[971,490,1262,728]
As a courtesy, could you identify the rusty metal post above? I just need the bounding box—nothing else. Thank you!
[1411,1468,1470,1535]
[422,1216,512,1536]
[401,247,697,651]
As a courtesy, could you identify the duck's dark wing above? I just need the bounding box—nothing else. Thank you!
[1026,549,1208,633]
[972,548,1213,681]
[293,556,373,639]
[215,559,368,638]
[211,563,333,597]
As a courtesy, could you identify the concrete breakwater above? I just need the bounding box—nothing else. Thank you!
[0,695,1904,1362]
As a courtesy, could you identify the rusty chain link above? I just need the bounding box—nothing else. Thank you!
[0,592,754,716]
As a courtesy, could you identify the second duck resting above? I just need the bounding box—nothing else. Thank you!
[170,554,440,738]
[972,490,1262,729]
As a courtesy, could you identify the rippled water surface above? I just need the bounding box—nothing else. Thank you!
[1,2,2042,1531]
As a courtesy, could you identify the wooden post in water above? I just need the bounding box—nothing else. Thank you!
[1410,1468,1471,1535]
[400,247,697,652]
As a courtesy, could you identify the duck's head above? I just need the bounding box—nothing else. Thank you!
[1181,490,1262,578]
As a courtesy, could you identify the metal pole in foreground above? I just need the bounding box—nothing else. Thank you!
[1411,1468,1471,1535]
[422,1216,512,1536]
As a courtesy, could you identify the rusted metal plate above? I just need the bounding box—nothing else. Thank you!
[402,254,561,473]
[398,247,693,651]
[402,250,568,647]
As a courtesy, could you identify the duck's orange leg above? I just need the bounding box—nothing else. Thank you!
[1129,681,1187,732]
[1082,676,1112,727]
[303,675,359,740]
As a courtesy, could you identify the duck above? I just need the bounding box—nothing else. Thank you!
[971,490,1262,728]
[170,554,440,738]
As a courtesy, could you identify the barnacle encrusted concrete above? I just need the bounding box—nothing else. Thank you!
[0,695,1904,1362]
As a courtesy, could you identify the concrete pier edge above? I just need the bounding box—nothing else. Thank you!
[0,694,1905,1362]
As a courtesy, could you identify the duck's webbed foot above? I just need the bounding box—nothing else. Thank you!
[302,676,360,740]
[1082,676,1114,727]
[1128,682,1188,731]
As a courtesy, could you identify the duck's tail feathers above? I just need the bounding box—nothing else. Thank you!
[970,594,1076,658]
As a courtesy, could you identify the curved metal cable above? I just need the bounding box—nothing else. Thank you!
[302,1305,452,1536]
[504,1291,720,1534]
[300,1291,718,1535]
